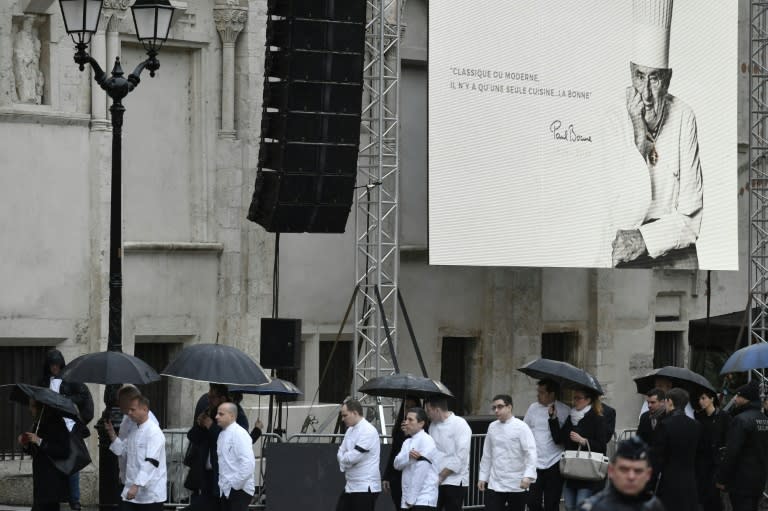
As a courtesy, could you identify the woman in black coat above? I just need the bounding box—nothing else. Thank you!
[549,389,607,511]
[19,399,71,511]
[694,390,730,511]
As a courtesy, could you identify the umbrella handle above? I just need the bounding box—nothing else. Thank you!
[35,406,43,435]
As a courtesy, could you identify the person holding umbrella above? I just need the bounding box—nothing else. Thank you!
[383,395,421,510]
[393,407,440,510]
[716,382,768,511]
[548,388,607,510]
[18,397,72,511]
[40,349,94,511]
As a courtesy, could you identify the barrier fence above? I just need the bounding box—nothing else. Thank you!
[160,428,634,510]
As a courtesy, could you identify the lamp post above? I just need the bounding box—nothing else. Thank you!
[56,1,175,509]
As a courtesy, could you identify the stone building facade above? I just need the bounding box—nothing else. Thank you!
[0,0,752,505]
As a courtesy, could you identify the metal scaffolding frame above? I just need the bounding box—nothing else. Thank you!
[353,0,402,401]
[750,2,768,359]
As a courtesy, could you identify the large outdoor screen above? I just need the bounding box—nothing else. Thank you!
[428,0,738,270]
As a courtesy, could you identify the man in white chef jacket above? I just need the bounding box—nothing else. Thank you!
[424,396,472,511]
[610,0,703,269]
[478,394,537,511]
[336,399,381,511]
[394,407,440,510]
[215,402,255,511]
[119,395,167,511]
[105,385,159,483]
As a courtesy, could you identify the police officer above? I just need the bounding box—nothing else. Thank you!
[579,437,664,511]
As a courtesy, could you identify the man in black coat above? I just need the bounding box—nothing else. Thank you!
[716,382,768,511]
[654,387,701,511]
[636,388,666,493]
[579,436,664,511]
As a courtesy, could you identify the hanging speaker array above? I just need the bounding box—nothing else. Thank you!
[247,0,367,233]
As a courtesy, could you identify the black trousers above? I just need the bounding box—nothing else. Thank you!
[484,489,527,511]
[221,489,252,511]
[337,490,379,511]
[437,484,465,511]
[729,493,761,511]
[527,464,563,511]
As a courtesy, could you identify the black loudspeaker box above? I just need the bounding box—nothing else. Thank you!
[260,318,302,369]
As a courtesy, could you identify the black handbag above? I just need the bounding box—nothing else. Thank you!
[50,429,92,476]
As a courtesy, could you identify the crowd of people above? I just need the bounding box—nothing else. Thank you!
[337,377,768,511]
[14,349,768,511]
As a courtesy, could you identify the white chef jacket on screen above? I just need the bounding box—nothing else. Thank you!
[428,412,472,486]
[110,411,159,482]
[524,400,570,470]
[217,421,256,498]
[119,418,167,504]
[393,429,439,508]
[478,417,537,493]
[336,418,381,493]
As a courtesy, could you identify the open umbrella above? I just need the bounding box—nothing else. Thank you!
[2,383,81,421]
[358,373,454,399]
[720,343,768,374]
[518,358,604,395]
[634,366,715,395]
[60,351,161,385]
[229,378,302,396]
[162,343,270,385]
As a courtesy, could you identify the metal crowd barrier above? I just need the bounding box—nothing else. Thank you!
[162,428,282,509]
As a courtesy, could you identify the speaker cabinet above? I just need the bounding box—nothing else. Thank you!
[247,0,366,233]
[260,318,302,369]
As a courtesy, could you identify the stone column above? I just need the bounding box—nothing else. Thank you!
[103,1,130,121]
[90,20,108,130]
[214,1,248,138]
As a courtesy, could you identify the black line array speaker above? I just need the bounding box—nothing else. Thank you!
[260,318,302,370]
[247,0,367,233]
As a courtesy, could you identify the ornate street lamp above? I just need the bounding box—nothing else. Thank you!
[56,1,175,509]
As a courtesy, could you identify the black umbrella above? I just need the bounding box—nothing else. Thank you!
[60,351,161,385]
[358,373,454,399]
[229,378,302,396]
[634,366,715,395]
[518,358,604,395]
[162,343,270,386]
[2,383,81,421]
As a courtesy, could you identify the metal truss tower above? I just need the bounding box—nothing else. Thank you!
[353,0,402,401]
[750,3,768,354]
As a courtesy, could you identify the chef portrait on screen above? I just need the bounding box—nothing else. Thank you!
[608,0,703,269]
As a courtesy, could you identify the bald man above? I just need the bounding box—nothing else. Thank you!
[216,403,255,511]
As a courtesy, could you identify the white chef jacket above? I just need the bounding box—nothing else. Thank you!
[393,429,439,508]
[119,418,167,504]
[336,418,382,493]
[524,400,570,469]
[478,417,537,493]
[601,92,703,264]
[428,412,472,486]
[110,411,159,482]
[217,421,256,498]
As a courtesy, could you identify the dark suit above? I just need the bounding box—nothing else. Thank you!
[636,411,665,492]
[654,411,701,511]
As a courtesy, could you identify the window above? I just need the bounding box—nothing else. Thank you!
[0,346,52,458]
[440,337,477,415]
[653,331,682,368]
[318,340,352,404]
[541,332,579,365]
[135,342,182,429]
